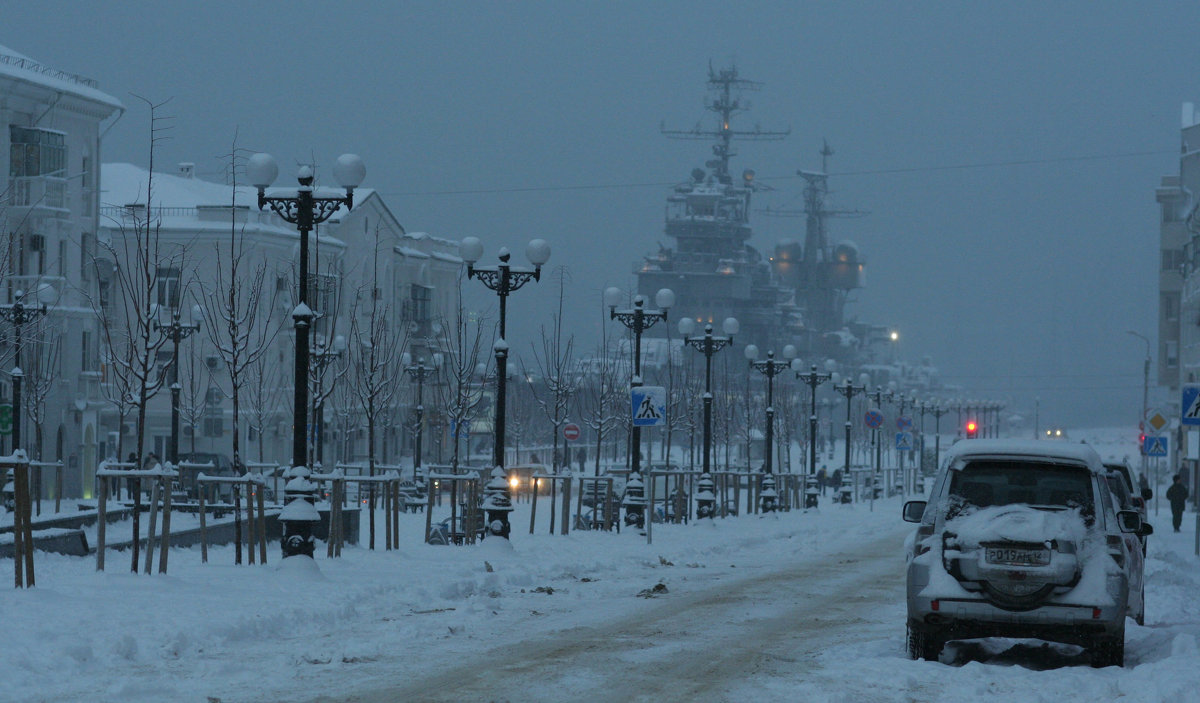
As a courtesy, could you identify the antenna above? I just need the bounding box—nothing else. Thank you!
[660,64,789,182]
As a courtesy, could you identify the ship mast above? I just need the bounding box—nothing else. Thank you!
[661,63,789,183]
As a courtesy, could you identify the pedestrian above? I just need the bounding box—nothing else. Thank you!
[817,466,827,495]
[1167,473,1189,533]
[124,452,139,499]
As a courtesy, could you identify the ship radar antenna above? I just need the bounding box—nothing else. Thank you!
[661,63,789,183]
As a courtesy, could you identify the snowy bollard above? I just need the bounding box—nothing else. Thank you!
[280,466,321,559]
[695,472,716,520]
[623,471,648,528]
[482,466,514,539]
[760,473,778,513]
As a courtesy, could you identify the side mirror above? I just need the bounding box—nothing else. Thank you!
[1142,487,1153,501]
[1140,522,1155,537]
[902,500,927,523]
[1116,510,1142,534]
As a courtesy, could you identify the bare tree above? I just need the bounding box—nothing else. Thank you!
[198,139,282,565]
[347,231,406,550]
[578,295,622,476]
[177,344,210,457]
[94,96,186,572]
[242,345,288,462]
[435,276,489,472]
[522,267,578,473]
[21,315,60,511]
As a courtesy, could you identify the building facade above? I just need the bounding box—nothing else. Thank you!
[0,44,123,498]
[98,162,462,476]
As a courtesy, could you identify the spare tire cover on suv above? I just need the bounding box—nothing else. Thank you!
[941,460,1094,611]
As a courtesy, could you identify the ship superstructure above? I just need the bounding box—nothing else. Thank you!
[636,64,795,348]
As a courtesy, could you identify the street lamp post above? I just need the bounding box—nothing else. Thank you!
[744,344,794,512]
[929,403,949,470]
[460,237,551,539]
[248,152,365,560]
[679,317,739,518]
[0,287,52,455]
[794,363,832,476]
[833,375,868,492]
[153,305,202,466]
[604,287,673,529]
[404,352,443,480]
[1127,330,1151,474]
[311,334,346,467]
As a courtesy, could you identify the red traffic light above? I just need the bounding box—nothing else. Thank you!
[966,420,978,439]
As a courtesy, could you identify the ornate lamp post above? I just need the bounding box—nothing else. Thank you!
[248,152,365,560]
[833,373,869,490]
[0,287,53,456]
[460,236,550,539]
[153,304,202,466]
[744,344,794,512]
[679,317,738,518]
[311,333,346,467]
[793,363,832,476]
[929,402,949,470]
[403,352,443,479]
[604,287,673,529]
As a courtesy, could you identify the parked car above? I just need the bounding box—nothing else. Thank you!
[903,439,1147,667]
[1104,471,1151,624]
[1104,460,1152,518]
[426,515,483,545]
[176,452,236,501]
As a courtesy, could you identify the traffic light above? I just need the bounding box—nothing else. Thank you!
[966,420,978,439]
[1140,432,1146,455]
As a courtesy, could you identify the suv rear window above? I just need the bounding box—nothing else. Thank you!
[948,460,1093,515]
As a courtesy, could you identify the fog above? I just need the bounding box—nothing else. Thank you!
[5,0,1195,430]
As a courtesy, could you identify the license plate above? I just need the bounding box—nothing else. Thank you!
[985,547,1050,566]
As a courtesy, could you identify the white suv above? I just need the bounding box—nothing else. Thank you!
[903,439,1146,667]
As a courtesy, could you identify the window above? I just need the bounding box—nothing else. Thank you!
[1163,293,1178,322]
[9,126,66,178]
[58,239,67,278]
[411,284,432,323]
[80,233,92,280]
[157,266,181,310]
[1167,341,1179,368]
[203,413,224,438]
[81,330,95,372]
[1163,249,1186,273]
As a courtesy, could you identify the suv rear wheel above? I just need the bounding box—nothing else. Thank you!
[1088,630,1125,668]
[906,622,945,661]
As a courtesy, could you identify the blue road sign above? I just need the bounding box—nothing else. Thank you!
[1144,435,1168,457]
[1184,384,1200,426]
[631,386,666,427]
[897,415,913,431]
[864,409,884,429]
[896,431,914,451]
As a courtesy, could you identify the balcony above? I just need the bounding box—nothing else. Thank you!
[10,176,69,215]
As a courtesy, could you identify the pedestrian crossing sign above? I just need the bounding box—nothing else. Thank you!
[1184,384,1200,426]
[1144,435,1168,457]
[631,386,667,427]
[896,431,914,451]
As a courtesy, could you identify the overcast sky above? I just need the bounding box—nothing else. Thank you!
[4,1,1197,430]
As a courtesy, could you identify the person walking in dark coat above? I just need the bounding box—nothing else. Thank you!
[1167,473,1189,532]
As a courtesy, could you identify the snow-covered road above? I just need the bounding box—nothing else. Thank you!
[338,525,906,702]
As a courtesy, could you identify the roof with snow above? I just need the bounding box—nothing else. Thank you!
[0,43,123,110]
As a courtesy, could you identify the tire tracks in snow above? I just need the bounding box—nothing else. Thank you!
[335,524,909,703]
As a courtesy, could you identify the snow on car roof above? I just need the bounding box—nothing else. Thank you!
[943,438,1104,473]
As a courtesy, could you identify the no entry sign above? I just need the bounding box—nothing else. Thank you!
[563,423,581,441]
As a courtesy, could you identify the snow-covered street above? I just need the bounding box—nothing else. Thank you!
[5,450,1200,703]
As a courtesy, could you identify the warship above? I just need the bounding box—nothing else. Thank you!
[635,64,893,370]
